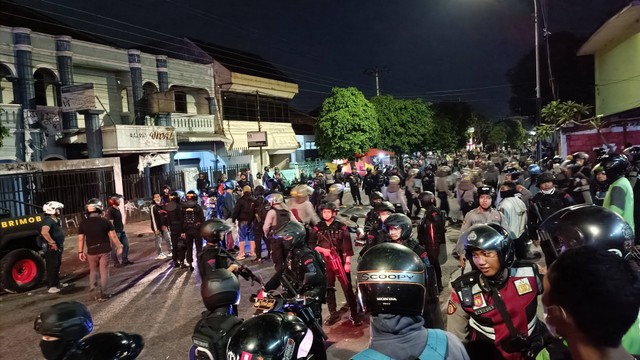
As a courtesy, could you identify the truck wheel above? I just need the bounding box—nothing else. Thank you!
[0,249,46,293]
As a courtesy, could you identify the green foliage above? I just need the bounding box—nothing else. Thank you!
[487,126,507,146]
[432,102,474,150]
[371,95,434,154]
[540,100,592,127]
[315,87,379,160]
[470,115,493,146]
[500,119,528,147]
[428,117,458,153]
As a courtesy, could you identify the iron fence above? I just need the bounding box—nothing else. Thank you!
[122,171,185,201]
[198,164,250,184]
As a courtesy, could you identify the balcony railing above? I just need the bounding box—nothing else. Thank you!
[170,114,216,133]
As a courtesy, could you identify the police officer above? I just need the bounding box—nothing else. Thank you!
[182,190,206,272]
[624,145,640,244]
[571,151,592,178]
[352,243,469,360]
[456,185,508,266]
[165,192,186,269]
[361,192,385,255]
[416,191,447,292]
[197,219,240,280]
[601,153,635,234]
[226,313,321,360]
[448,224,548,360]
[40,201,66,294]
[384,213,443,329]
[262,193,297,271]
[537,204,639,355]
[264,221,327,359]
[35,301,144,360]
[309,202,361,326]
[190,269,243,360]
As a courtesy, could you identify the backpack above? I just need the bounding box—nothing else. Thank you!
[274,209,291,231]
[351,328,447,360]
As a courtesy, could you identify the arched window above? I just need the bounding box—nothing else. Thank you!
[33,68,59,107]
[174,91,187,113]
[0,64,14,104]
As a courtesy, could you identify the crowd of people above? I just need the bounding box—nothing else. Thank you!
[34,145,640,360]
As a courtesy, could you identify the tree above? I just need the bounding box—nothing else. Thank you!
[487,126,507,148]
[427,117,459,153]
[470,114,493,146]
[371,95,434,155]
[315,87,379,160]
[499,118,528,148]
[432,101,474,150]
[536,100,600,146]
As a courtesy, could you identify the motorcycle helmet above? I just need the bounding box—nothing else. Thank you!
[65,332,144,360]
[527,164,541,176]
[185,190,198,201]
[223,180,237,191]
[274,221,307,248]
[462,223,514,269]
[369,191,384,205]
[383,213,412,242]
[201,269,240,311]
[357,242,426,316]
[389,176,401,185]
[85,198,104,214]
[552,155,563,164]
[477,185,495,198]
[600,153,630,180]
[35,301,93,340]
[43,201,64,215]
[572,151,589,163]
[623,145,640,165]
[319,201,338,213]
[328,183,344,194]
[536,172,555,186]
[254,185,265,196]
[373,201,395,214]
[266,193,284,206]
[537,204,635,265]
[200,219,232,244]
[594,147,609,163]
[417,191,436,208]
[293,185,313,198]
[226,313,314,360]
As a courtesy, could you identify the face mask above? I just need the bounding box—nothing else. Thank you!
[40,339,70,360]
[543,305,566,338]
[500,189,516,199]
[540,187,556,195]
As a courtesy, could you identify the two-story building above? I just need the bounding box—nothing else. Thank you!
[564,1,640,156]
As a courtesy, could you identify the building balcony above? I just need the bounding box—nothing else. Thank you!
[169,114,230,143]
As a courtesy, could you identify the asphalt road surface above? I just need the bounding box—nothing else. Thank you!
[0,193,491,360]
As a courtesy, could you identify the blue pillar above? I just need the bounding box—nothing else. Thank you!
[127,49,144,125]
[79,109,104,158]
[12,27,35,162]
[55,35,78,133]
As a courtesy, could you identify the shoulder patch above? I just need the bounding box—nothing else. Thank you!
[447,300,457,315]
[513,267,535,278]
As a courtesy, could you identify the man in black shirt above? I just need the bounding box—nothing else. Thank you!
[106,195,133,267]
[40,201,67,294]
[78,199,123,301]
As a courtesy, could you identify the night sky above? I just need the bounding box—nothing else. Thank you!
[11,0,631,118]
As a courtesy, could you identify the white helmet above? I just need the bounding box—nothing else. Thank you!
[43,201,64,215]
[265,193,284,205]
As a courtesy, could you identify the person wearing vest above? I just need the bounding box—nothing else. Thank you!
[602,154,635,234]
[498,182,540,261]
[352,242,469,360]
[309,201,362,326]
[416,191,447,292]
[456,185,508,267]
[40,201,67,294]
[448,224,548,360]
[165,192,186,269]
[262,192,297,272]
[182,190,205,272]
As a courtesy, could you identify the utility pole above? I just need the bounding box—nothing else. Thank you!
[256,91,263,171]
[534,0,543,161]
[364,66,389,96]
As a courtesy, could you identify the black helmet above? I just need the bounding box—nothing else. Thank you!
[537,204,635,265]
[418,191,436,208]
[201,269,240,311]
[536,172,555,186]
[254,185,265,196]
[185,190,198,201]
[594,147,609,163]
[34,301,93,341]
[623,145,640,164]
[383,213,412,241]
[274,221,307,248]
[65,332,144,360]
[169,191,181,203]
[356,243,426,316]
[373,201,395,214]
[552,155,563,164]
[319,201,338,212]
[200,219,232,244]
[477,185,495,197]
[369,191,384,205]
[462,224,514,269]
[226,312,314,360]
[571,152,589,162]
[601,153,630,179]
[85,198,104,214]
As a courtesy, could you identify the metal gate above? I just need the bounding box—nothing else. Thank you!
[0,168,116,217]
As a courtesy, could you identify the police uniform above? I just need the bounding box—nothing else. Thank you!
[361,210,384,256]
[447,262,544,360]
[456,208,507,256]
[309,220,359,319]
